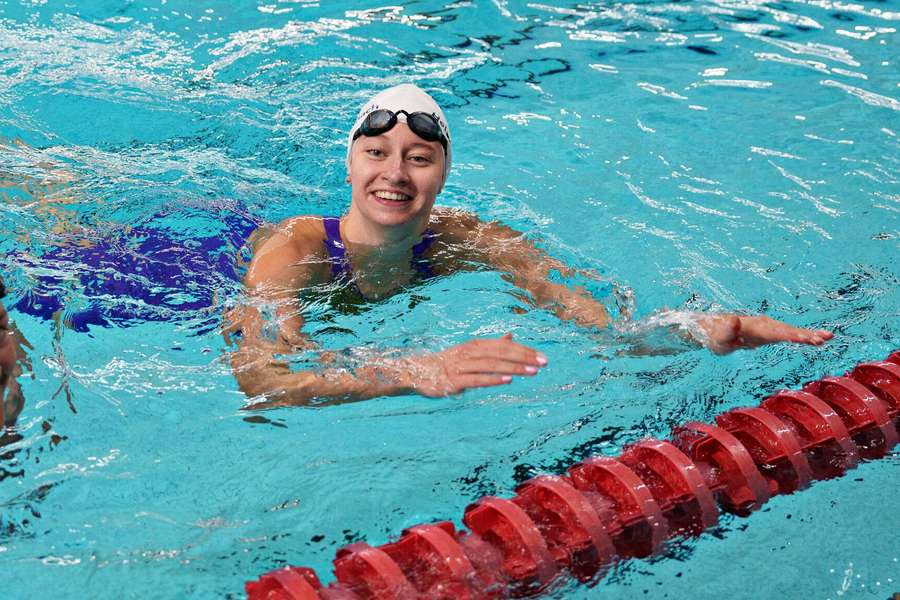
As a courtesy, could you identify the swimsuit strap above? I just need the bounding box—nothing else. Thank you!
[411,228,437,279]
[322,216,351,280]
[322,216,437,285]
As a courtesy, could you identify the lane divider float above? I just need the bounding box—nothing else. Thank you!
[246,351,900,599]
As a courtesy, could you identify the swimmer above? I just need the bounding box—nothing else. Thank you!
[0,276,25,427]
[226,84,833,407]
[1,139,260,331]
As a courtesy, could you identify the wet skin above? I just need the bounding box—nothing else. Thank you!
[227,122,833,408]
[0,292,25,427]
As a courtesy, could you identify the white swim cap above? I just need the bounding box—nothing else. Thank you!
[346,83,452,185]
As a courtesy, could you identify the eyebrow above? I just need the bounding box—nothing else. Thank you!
[361,138,438,152]
[406,142,438,153]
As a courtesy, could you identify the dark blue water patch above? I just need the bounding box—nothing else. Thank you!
[9,209,260,332]
[686,45,718,56]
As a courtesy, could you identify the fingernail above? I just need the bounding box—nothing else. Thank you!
[536,353,548,366]
[524,365,538,374]
[501,375,512,383]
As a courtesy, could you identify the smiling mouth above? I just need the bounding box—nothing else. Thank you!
[373,190,413,202]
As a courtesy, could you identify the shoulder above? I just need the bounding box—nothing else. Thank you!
[429,207,482,242]
[281,215,329,242]
[246,215,328,287]
[252,215,326,255]
[430,207,522,246]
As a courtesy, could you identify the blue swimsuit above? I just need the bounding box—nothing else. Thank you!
[321,216,437,299]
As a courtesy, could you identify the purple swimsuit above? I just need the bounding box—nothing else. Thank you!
[321,217,437,296]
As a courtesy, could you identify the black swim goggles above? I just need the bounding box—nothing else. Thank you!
[352,109,448,152]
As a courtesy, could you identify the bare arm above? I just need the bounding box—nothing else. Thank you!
[226,219,546,408]
[454,212,832,354]
[0,281,26,428]
[225,218,404,407]
[458,214,612,329]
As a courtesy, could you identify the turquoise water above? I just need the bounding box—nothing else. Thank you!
[0,0,898,598]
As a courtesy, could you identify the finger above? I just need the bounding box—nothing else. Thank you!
[452,373,513,391]
[789,328,829,346]
[455,357,541,376]
[465,338,548,366]
[738,318,818,347]
[800,331,831,346]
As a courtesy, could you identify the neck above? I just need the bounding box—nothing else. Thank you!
[341,207,428,260]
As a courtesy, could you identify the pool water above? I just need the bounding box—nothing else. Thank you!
[0,0,898,598]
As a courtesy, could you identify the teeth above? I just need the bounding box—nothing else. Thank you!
[374,191,411,201]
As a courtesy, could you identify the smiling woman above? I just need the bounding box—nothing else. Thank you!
[2,0,898,597]
[225,83,833,409]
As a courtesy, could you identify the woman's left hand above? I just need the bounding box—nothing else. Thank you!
[700,314,833,355]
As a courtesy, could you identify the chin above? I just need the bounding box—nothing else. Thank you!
[370,209,419,228]
[366,198,429,224]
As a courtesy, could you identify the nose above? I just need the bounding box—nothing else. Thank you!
[381,154,410,186]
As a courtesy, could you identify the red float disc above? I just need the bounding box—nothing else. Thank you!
[246,566,324,600]
[333,542,419,600]
[455,532,506,598]
[381,522,478,599]
[716,408,812,494]
[514,475,616,577]
[462,496,557,592]
[761,390,859,458]
[804,376,899,454]
[851,362,900,415]
[319,586,362,600]
[671,422,770,515]
[887,351,900,365]
[619,440,718,533]
[568,456,667,556]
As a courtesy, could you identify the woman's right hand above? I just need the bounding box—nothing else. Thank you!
[403,334,548,397]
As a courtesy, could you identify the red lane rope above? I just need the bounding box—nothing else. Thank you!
[246,351,900,600]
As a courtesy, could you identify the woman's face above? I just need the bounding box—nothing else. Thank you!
[347,122,445,230]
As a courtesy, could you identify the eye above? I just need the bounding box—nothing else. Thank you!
[409,155,433,165]
[365,148,385,158]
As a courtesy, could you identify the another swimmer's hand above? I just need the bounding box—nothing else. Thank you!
[403,334,548,398]
[0,297,24,427]
[699,314,833,355]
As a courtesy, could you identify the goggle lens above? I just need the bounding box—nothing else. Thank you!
[407,113,441,142]
[353,109,447,151]
[364,110,396,133]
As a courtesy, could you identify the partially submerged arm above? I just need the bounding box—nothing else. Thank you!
[453,211,832,354]
[454,212,612,330]
[0,280,26,428]
[226,218,546,408]
[694,313,832,354]
[226,217,384,407]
